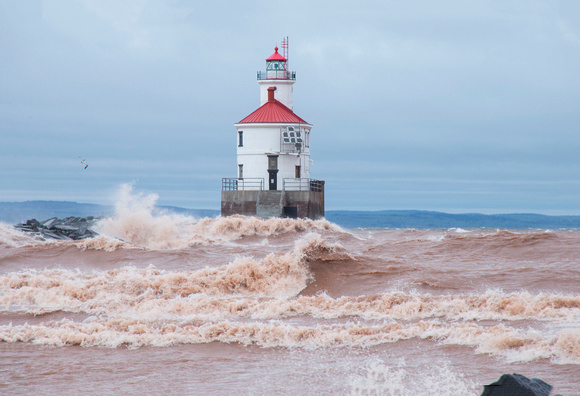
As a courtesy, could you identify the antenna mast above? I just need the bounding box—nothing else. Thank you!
[281,36,289,74]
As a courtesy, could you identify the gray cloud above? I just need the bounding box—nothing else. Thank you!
[1,0,579,213]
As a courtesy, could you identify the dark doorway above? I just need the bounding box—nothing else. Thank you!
[284,206,298,218]
[268,170,278,190]
[267,155,279,191]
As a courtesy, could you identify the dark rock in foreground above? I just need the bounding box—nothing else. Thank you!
[14,216,100,241]
[481,373,559,396]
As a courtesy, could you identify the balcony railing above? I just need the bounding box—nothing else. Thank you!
[222,178,264,191]
[283,178,325,192]
[223,178,324,192]
[257,71,296,80]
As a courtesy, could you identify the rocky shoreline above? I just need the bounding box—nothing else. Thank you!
[14,216,100,241]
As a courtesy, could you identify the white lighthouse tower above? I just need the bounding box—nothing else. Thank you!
[221,38,324,219]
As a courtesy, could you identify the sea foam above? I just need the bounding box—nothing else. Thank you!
[93,183,341,250]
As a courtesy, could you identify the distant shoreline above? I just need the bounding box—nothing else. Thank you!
[2,201,580,230]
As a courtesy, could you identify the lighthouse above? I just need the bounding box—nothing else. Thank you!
[221,38,325,219]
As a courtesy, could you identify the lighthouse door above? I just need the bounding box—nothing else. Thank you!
[267,155,279,190]
[268,171,278,190]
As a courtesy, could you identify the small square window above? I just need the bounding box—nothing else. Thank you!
[268,156,278,170]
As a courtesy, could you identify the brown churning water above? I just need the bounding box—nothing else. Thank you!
[0,195,579,394]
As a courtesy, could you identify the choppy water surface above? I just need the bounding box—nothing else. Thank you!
[0,195,578,394]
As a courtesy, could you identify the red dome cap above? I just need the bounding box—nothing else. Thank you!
[266,46,287,61]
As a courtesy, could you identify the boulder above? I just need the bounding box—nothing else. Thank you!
[41,217,59,229]
[481,373,559,396]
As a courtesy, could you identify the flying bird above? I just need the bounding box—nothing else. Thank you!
[80,158,89,169]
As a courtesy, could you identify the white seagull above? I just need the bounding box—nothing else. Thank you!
[80,158,89,169]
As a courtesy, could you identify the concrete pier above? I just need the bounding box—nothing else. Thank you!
[221,180,324,219]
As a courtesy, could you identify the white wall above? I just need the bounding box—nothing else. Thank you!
[258,80,295,109]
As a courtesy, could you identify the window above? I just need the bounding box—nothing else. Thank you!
[267,60,285,71]
[295,165,301,178]
[286,127,297,143]
[238,131,243,147]
[268,155,278,170]
[238,164,243,179]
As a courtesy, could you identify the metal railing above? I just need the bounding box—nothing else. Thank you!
[222,178,264,191]
[283,178,324,192]
[257,71,296,80]
[280,141,303,154]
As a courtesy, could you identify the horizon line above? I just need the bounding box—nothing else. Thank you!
[1,200,580,217]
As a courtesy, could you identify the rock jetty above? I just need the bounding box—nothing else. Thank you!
[481,373,559,396]
[14,216,100,241]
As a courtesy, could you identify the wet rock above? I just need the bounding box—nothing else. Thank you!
[481,373,559,396]
[14,216,100,241]
[42,217,59,229]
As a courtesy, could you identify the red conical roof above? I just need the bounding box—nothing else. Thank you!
[266,46,287,62]
[238,99,308,124]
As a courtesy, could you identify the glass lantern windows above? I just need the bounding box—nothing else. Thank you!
[266,60,286,71]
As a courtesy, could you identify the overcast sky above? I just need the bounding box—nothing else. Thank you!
[1,0,579,214]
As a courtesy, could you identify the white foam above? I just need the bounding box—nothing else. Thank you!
[0,318,576,365]
[0,222,39,247]
[449,227,470,233]
[350,358,478,396]
[92,184,342,250]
